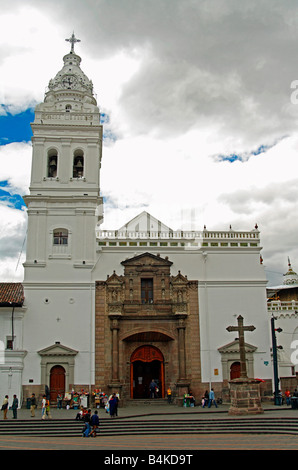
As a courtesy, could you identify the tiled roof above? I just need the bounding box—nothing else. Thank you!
[0,283,24,306]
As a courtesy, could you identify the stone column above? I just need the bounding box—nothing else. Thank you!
[110,316,120,382]
[178,321,186,380]
[176,315,190,403]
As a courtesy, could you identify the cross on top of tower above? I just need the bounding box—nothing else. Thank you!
[65,32,81,53]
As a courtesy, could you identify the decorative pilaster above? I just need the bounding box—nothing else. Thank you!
[110,317,120,382]
[108,314,122,393]
[176,315,190,400]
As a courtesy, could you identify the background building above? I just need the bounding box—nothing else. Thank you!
[267,258,298,392]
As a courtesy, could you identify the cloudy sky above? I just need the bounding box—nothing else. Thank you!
[1,0,298,285]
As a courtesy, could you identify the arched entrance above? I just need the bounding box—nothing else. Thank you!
[230,361,241,380]
[50,365,65,402]
[130,345,164,399]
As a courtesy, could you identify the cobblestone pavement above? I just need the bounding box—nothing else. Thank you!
[1,403,298,451]
[0,433,297,450]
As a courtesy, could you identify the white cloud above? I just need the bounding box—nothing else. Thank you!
[0,203,27,282]
[1,1,298,286]
[0,142,32,195]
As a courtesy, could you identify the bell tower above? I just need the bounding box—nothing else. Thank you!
[23,33,103,278]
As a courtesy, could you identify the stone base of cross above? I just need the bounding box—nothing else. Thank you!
[228,377,264,415]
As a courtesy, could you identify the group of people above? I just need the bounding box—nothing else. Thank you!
[81,409,100,437]
[278,388,298,406]
[28,393,52,419]
[202,389,218,408]
[1,395,19,419]
[104,392,119,418]
[80,392,120,437]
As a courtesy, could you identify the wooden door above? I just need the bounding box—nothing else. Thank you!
[50,365,65,402]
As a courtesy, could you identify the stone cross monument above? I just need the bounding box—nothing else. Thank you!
[226,315,255,379]
[226,315,263,415]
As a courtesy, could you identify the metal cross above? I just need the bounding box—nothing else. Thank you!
[226,315,256,379]
[65,32,81,53]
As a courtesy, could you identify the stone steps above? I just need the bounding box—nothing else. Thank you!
[125,399,169,406]
[1,416,298,436]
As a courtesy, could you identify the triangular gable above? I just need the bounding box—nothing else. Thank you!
[106,270,124,284]
[38,342,78,357]
[218,340,257,354]
[121,252,173,267]
[118,211,173,233]
[171,271,188,284]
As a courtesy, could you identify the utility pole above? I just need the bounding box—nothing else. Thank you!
[271,315,282,405]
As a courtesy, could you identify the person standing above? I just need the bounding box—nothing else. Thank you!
[90,410,100,437]
[57,392,63,409]
[202,390,209,407]
[167,387,172,404]
[82,408,91,437]
[1,395,9,419]
[115,393,120,417]
[12,395,18,419]
[109,393,117,418]
[208,388,218,408]
[285,388,291,406]
[30,393,37,417]
[41,395,47,420]
[149,380,157,398]
[45,397,52,419]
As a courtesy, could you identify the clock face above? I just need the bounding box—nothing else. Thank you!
[61,74,78,89]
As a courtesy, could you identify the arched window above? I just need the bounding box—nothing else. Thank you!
[47,149,58,178]
[73,150,84,178]
[65,104,72,112]
[53,229,68,245]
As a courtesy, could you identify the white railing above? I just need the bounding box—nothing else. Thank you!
[96,228,260,247]
[267,301,298,313]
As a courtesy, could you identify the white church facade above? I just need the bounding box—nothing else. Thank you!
[0,36,275,406]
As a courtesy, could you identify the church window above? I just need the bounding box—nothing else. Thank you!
[73,150,84,178]
[141,278,153,304]
[47,149,58,178]
[65,105,72,112]
[53,229,68,245]
[6,336,14,350]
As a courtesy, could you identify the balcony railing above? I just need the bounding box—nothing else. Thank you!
[267,300,298,314]
[96,228,260,249]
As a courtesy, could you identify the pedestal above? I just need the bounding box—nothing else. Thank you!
[229,378,264,415]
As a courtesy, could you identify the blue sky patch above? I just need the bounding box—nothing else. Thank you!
[0,185,26,210]
[0,108,34,144]
[217,144,271,163]
[0,108,116,145]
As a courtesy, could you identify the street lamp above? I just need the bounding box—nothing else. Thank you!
[271,315,283,405]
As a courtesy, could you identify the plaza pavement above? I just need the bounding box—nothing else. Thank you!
[1,402,298,451]
[5,400,297,420]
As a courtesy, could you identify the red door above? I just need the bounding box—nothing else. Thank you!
[50,365,65,402]
[230,362,241,380]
